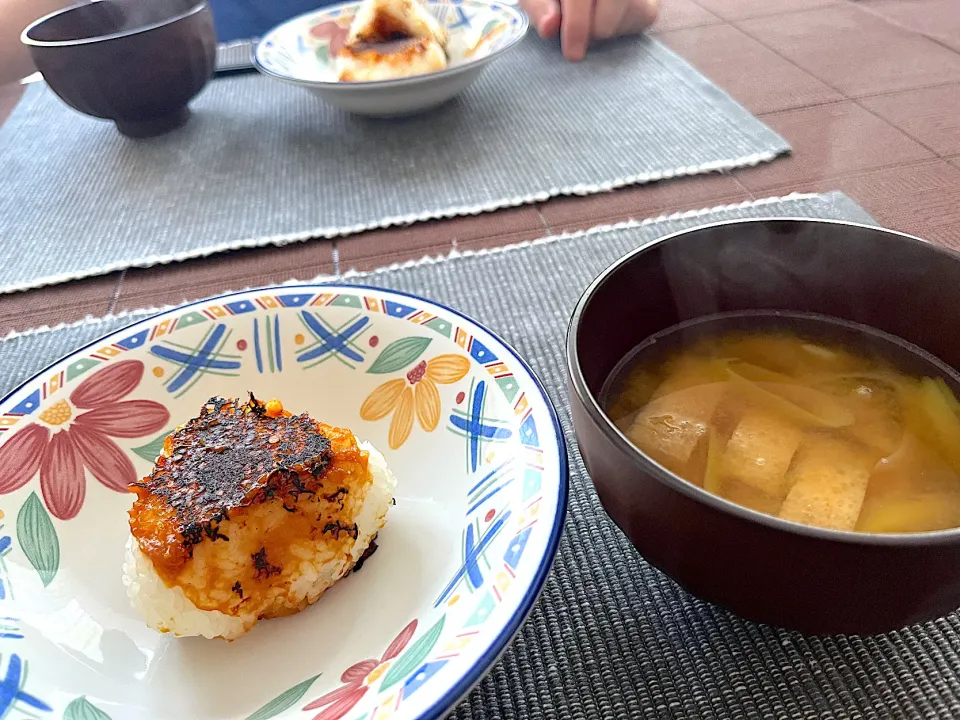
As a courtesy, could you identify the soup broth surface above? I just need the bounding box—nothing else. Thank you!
[605,314,960,533]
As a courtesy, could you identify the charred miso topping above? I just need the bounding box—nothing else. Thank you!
[322,487,349,509]
[131,395,333,547]
[359,10,412,43]
[353,534,379,573]
[251,547,282,579]
[349,37,421,53]
[323,520,359,540]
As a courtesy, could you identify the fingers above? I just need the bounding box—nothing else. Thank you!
[539,0,659,61]
[591,0,627,40]
[539,6,562,39]
[619,0,660,34]
[559,0,592,61]
[563,0,660,60]
[519,0,562,37]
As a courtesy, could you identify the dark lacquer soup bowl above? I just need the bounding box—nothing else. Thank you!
[566,218,960,635]
[22,0,215,138]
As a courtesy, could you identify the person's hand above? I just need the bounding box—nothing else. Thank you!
[0,0,75,85]
[519,0,659,61]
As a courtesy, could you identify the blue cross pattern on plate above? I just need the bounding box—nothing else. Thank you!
[0,654,51,716]
[296,311,370,369]
[149,323,242,397]
[449,379,513,473]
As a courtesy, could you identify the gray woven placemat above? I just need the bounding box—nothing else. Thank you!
[7,192,955,720]
[0,33,789,295]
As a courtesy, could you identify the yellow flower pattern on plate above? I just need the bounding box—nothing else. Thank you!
[360,355,470,449]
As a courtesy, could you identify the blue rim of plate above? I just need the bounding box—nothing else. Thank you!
[252,0,529,90]
[0,283,568,719]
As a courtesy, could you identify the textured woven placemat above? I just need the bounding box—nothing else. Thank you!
[7,193,956,719]
[0,33,789,295]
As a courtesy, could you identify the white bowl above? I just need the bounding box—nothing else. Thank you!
[253,0,528,116]
[0,284,566,719]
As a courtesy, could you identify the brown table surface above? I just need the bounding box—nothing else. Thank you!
[2,0,959,336]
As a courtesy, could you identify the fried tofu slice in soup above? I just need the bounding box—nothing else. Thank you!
[720,408,803,499]
[626,383,725,475]
[779,436,876,531]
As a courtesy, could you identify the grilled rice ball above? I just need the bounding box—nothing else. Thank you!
[336,36,447,82]
[335,0,448,82]
[122,395,396,641]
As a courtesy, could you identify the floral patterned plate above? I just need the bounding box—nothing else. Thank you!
[0,285,566,720]
[253,0,528,116]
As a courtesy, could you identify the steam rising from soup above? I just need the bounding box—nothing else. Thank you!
[604,314,960,534]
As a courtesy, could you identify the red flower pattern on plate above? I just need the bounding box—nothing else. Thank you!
[0,360,169,521]
[303,619,418,720]
[309,21,350,57]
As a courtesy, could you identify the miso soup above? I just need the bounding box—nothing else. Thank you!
[603,312,960,534]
